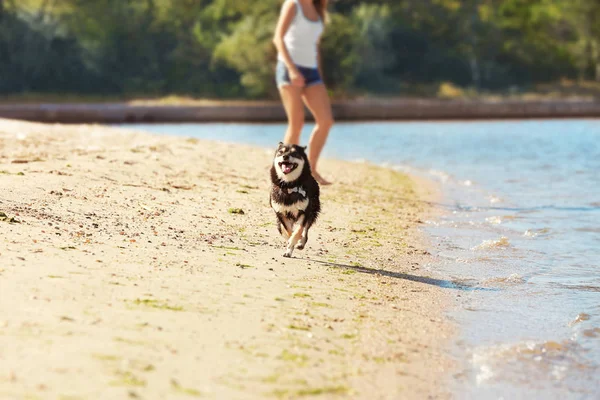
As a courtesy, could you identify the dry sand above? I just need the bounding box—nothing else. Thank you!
[0,118,453,399]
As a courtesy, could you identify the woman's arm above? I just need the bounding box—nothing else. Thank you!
[273,0,304,87]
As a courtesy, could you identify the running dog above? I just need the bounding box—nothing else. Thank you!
[270,142,321,257]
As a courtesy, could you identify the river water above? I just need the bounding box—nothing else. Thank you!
[127,120,600,399]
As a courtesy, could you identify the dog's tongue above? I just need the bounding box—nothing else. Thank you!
[282,164,292,173]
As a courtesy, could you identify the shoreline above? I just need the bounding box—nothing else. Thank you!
[0,118,454,399]
[0,98,599,123]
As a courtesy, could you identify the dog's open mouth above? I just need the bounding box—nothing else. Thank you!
[279,161,298,175]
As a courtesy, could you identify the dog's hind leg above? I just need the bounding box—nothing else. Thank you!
[296,226,309,250]
[283,216,305,258]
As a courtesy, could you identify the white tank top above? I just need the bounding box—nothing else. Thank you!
[278,0,323,68]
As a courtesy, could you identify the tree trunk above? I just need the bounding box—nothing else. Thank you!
[466,0,481,88]
[470,55,481,88]
[584,39,594,80]
[594,41,600,81]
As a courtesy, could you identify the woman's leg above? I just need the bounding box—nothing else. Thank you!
[279,85,305,145]
[302,84,334,185]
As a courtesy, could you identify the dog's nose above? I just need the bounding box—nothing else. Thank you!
[282,155,289,161]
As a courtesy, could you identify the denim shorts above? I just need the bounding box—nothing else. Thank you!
[276,60,323,88]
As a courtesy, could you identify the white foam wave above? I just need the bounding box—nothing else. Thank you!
[471,339,592,387]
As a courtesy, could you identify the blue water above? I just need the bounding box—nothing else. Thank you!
[125,120,600,399]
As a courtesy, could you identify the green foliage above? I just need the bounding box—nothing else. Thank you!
[213,0,279,97]
[1,0,600,98]
[0,3,101,92]
[321,13,360,93]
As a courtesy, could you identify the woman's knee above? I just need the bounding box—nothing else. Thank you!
[316,115,334,131]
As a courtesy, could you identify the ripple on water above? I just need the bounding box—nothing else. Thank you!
[523,228,552,238]
[481,274,527,287]
[570,313,591,326]
[449,277,481,290]
[488,195,503,204]
[454,256,494,264]
[574,226,600,233]
[472,236,511,251]
[556,284,600,293]
[583,328,600,338]
[485,216,503,225]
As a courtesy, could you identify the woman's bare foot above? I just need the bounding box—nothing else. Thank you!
[313,171,332,186]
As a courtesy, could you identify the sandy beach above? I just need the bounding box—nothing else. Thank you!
[0,119,453,399]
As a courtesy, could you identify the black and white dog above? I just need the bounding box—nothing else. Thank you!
[270,142,321,257]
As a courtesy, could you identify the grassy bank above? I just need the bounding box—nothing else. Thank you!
[3,80,600,105]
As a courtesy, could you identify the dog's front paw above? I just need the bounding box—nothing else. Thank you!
[296,244,305,250]
[283,250,293,258]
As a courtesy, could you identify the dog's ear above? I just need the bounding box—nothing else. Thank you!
[278,141,284,147]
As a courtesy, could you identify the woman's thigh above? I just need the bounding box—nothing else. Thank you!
[302,84,333,127]
[279,85,305,133]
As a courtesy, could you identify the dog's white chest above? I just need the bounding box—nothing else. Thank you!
[272,198,309,217]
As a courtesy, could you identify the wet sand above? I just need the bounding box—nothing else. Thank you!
[0,118,453,399]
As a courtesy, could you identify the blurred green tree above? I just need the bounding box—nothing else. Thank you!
[0,0,598,98]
